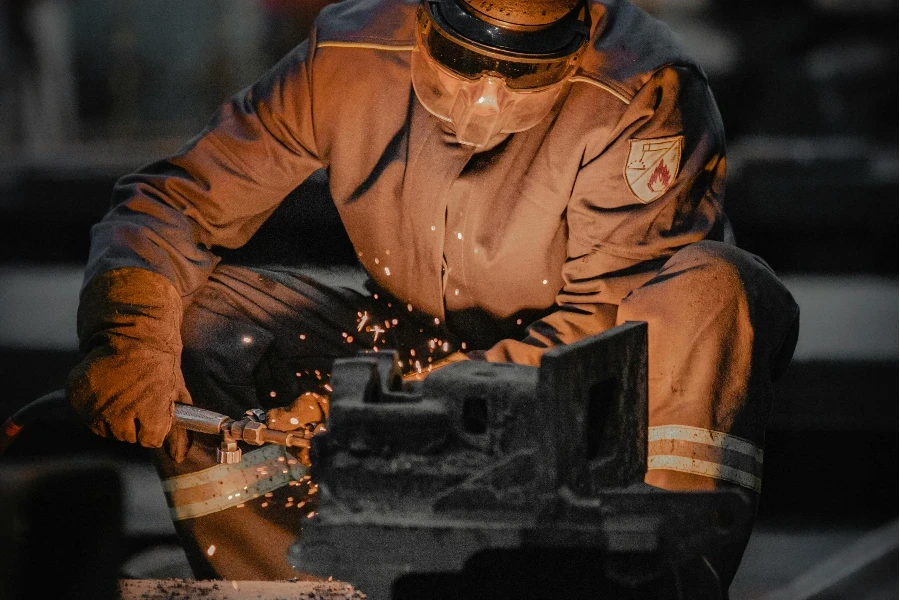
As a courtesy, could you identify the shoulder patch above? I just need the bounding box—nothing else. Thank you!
[624,135,683,203]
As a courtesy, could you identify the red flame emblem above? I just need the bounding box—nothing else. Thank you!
[647,160,671,192]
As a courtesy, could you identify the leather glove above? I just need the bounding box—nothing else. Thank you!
[266,392,330,434]
[267,392,329,467]
[66,268,192,462]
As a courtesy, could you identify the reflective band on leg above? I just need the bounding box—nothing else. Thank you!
[648,425,763,463]
[647,455,762,493]
[647,425,764,492]
[162,445,307,521]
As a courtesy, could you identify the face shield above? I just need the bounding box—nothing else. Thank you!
[411,1,590,149]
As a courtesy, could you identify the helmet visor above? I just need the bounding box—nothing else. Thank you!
[416,3,587,90]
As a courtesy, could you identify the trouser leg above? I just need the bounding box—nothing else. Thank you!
[616,240,799,586]
[153,264,457,580]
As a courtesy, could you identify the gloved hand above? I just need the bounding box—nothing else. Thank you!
[266,392,330,434]
[66,268,192,462]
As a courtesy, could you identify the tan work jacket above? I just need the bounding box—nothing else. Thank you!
[85,0,727,365]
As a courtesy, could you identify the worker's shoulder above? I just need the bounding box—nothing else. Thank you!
[314,0,417,49]
[574,0,707,105]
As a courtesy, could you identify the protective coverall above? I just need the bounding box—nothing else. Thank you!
[69,0,800,586]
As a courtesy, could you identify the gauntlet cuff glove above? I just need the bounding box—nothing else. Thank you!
[66,268,192,461]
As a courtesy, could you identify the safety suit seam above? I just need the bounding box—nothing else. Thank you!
[317,40,416,51]
[568,75,632,104]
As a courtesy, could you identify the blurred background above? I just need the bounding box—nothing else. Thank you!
[0,0,897,597]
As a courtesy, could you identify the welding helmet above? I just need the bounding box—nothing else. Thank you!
[412,0,591,148]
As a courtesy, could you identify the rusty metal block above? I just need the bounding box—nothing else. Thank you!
[294,323,748,600]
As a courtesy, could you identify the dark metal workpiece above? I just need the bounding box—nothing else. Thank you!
[293,322,750,599]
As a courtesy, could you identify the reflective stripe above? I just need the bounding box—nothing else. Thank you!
[162,445,307,521]
[647,455,762,493]
[648,425,763,463]
[317,41,415,51]
[568,76,632,105]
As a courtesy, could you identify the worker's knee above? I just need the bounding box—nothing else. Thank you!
[663,240,777,299]
[180,291,276,409]
[621,240,793,319]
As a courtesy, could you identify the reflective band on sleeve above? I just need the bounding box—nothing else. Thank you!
[162,445,307,521]
[648,425,763,463]
[647,425,764,492]
[647,455,762,493]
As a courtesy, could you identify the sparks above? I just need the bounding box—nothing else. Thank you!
[207,545,216,556]
[357,312,370,331]
[241,335,252,344]
[299,334,306,340]
[384,267,391,276]
[324,383,333,392]
[374,258,379,264]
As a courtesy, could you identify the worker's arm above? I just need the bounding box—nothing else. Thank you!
[85,34,326,296]
[482,65,727,364]
[68,32,327,457]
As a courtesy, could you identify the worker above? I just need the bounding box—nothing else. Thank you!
[66,0,800,589]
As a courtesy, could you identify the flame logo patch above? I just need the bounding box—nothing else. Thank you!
[625,135,683,203]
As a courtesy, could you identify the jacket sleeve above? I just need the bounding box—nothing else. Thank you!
[484,65,728,365]
[84,34,325,298]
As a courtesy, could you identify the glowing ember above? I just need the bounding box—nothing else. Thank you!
[299,334,306,340]
[434,318,440,325]
[269,391,277,398]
